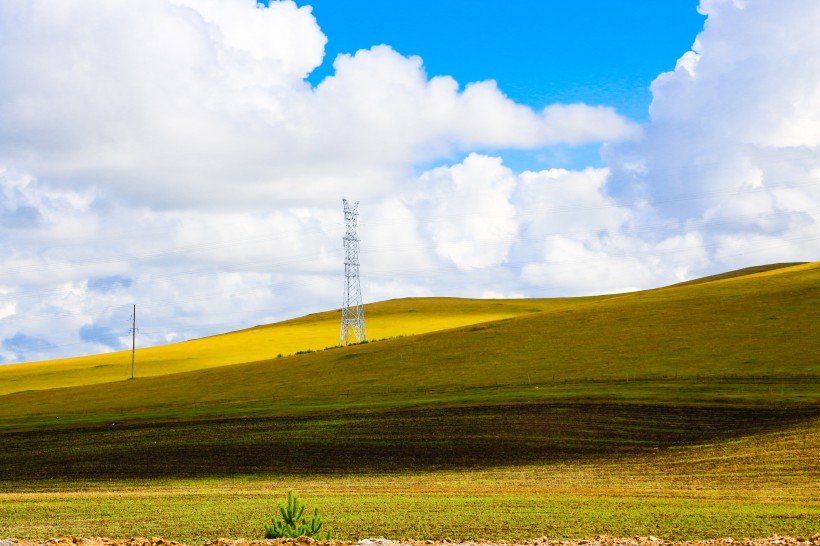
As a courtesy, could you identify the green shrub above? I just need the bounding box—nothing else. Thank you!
[264,490,330,540]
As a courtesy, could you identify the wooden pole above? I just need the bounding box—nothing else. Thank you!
[131,304,136,380]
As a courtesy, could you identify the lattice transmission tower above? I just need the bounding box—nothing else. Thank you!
[340,198,367,346]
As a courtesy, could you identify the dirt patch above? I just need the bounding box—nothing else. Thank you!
[5,536,820,546]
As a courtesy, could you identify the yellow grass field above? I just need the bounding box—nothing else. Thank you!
[0,295,606,395]
[0,261,817,541]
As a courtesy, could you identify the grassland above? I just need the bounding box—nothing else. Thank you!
[0,262,817,542]
[1,414,817,542]
[0,296,594,395]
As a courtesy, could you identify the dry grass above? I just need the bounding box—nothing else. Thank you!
[0,297,596,395]
[0,262,817,431]
[0,262,817,542]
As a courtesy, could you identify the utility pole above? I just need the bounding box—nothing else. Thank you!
[130,304,136,380]
[340,198,366,345]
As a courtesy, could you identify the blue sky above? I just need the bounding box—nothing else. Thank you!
[296,1,704,120]
[285,0,705,170]
[2,0,818,362]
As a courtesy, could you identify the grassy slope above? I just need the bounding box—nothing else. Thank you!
[0,296,592,395]
[1,261,817,431]
[665,262,806,287]
[0,262,817,541]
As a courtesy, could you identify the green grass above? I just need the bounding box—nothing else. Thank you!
[2,493,817,543]
[0,296,586,395]
[665,262,807,287]
[1,261,817,431]
[2,403,816,480]
[0,262,817,542]
[1,415,817,542]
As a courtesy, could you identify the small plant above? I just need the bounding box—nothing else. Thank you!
[264,490,330,540]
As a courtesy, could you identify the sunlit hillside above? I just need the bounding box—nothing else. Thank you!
[0,295,607,395]
[1,261,816,432]
[0,262,817,541]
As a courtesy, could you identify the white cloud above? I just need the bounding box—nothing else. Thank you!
[177,0,326,77]
[509,166,709,295]
[605,0,820,270]
[2,0,820,364]
[412,154,519,271]
[0,0,636,210]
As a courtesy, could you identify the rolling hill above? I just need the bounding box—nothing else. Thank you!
[0,295,607,396]
[0,261,817,437]
[0,262,817,541]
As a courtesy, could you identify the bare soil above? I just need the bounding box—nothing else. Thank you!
[6,536,820,546]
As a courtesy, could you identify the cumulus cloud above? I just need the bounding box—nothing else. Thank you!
[411,154,519,271]
[1,0,819,364]
[0,0,636,210]
[606,0,820,269]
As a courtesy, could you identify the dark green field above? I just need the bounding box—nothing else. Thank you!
[2,403,816,481]
[0,262,818,542]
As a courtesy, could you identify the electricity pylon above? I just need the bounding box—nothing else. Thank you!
[340,198,366,345]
